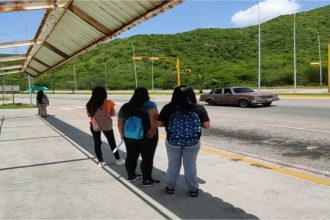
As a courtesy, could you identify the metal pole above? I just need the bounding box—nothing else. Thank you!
[1,64,3,105]
[128,40,138,88]
[293,13,297,93]
[317,34,322,86]
[2,76,4,105]
[28,75,32,105]
[104,62,108,91]
[258,1,261,92]
[328,44,330,93]
[176,58,181,86]
[151,50,154,90]
[73,61,77,93]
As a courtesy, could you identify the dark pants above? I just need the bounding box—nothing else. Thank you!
[124,136,158,181]
[90,125,120,161]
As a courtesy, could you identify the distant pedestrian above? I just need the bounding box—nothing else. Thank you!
[86,86,125,168]
[118,87,160,186]
[158,85,210,197]
[36,90,49,117]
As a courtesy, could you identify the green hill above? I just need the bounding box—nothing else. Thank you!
[3,5,330,90]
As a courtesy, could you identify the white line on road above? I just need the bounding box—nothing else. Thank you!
[269,124,330,134]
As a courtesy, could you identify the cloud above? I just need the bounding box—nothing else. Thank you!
[231,0,301,27]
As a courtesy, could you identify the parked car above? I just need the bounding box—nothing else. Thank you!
[199,87,280,107]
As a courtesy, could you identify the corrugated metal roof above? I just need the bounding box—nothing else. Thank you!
[0,0,183,77]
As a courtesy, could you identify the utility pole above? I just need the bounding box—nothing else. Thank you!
[72,60,77,93]
[28,75,32,105]
[127,40,138,88]
[293,13,297,93]
[258,0,261,92]
[328,44,330,94]
[317,33,322,86]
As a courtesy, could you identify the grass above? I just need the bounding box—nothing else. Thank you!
[0,103,35,109]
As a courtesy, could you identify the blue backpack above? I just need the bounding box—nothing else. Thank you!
[124,109,149,139]
[167,110,201,147]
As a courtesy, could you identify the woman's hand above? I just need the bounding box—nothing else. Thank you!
[146,127,157,139]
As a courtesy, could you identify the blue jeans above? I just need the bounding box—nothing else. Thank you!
[165,140,201,191]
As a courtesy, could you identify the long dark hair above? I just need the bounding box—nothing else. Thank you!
[170,85,197,110]
[36,90,44,104]
[121,87,150,115]
[86,86,107,116]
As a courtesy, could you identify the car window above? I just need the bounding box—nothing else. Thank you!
[224,88,232,94]
[233,87,254,93]
[214,89,222,94]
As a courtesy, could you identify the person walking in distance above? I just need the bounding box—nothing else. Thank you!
[158,85,210,197]
[86,86,125,167]
[118,87,160,186]
[36,90,49,117]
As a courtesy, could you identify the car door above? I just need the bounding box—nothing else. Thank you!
[223,88,235,104]
[213,88,223,104]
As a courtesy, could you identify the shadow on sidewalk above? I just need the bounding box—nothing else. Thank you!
[44,115,258,219]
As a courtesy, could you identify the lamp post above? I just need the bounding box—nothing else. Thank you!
[151,50,156,90]
[126,39,138,88]
[306,28,322,86]
[104,60,111,91]
[257,0,261,92]
[317,33,322,86]
[72,60,77,93]
[28,75,32,105]
[293,13,297,93]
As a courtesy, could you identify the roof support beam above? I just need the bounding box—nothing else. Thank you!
[0,40,39,49]
[0,70,21,76]
[27,66,41,75]
[0,55,26,63]
[0,65,23,71]
[68,4,112,35]
[0,0,65,13]
[43,42,70,59]
[32,57,51,69]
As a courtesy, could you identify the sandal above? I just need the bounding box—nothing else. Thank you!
[189,189,198,197]
[165,186,175,194]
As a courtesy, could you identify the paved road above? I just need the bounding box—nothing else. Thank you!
[201,98,330,175]
[13,94,330,175]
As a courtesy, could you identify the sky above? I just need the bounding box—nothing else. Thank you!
[0,0,329,54]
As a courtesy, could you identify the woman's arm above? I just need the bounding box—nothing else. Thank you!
[146,108,158,138]
[157,120,165,127]
[202,121,210,129]
[110,108,115,117]
[117,117,125,139]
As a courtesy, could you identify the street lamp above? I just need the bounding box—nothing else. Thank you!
[293,13,297,93]
[72,60,77,93]
[257,0,261,92]
[104,60,111,91]
[306,28,322,86]
[125,39,138,88]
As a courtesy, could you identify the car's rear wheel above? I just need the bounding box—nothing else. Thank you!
[206,99,216,105]
[262,102,272,107]
[239,99,249,108]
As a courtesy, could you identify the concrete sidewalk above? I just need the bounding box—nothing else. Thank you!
[0,108,329,219]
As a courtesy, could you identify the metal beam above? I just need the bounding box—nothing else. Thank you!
[0,70,21,76]
[0,55,26,63]
[32,57,51,69]
[0,40,39,49]
[43,42,70,59]
[0,65,23,71]
[68,4,112,35]
[0,0,66,13]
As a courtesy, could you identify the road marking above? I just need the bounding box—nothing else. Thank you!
[269,124,330,134]
[200,145,330,186]
[159,135,329,186]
